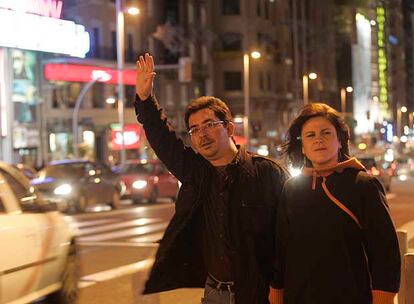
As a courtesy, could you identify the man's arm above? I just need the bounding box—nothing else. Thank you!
[135,54,198,181]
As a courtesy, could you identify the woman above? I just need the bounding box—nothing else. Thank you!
[269,103,400,304]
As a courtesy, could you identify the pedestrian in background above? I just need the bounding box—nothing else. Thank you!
[135,53,289,304]
[269,103,400,304]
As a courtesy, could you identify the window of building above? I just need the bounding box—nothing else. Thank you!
[221,32,243,51]
[267,71,272,91]
[222,0,240,15]
[111,31,117,59]
[264,1,269,19]
[257,0,261,17]
[91,27,101,58]
[259,71,264,90]
[224,71,242,91]
[92,83,104,108]
[127,33,134,62]
[125,85,136,108]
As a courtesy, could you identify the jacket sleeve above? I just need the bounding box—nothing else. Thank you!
[360,175,401,293]
[134,94,198,181]
[271,183,290,290]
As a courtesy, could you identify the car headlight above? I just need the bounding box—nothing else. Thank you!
[54,184,72,195]
[132,180,147,189]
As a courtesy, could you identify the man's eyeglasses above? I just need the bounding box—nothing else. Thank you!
[188,120,226,136]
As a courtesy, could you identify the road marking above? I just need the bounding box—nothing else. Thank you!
[78,222,168,242]
[75,218,164,236]
[79,258,155,289]
[70,218,120,229]
[78,241,159,247]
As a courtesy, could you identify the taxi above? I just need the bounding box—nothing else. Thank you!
[0,162,78,304]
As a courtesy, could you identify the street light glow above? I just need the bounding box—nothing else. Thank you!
[106,97,116,104]
[127,7,140,15]
[346,86,353,93]
[251,51,261,59]
[401,106,408,113]
[308,72,317,80]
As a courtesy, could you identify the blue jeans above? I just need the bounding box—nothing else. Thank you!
[200,275,235,304]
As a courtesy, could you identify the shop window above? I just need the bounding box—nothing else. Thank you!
[224,71,242,91]
[221,33,243,51]
[222,0,240,15]
[92,83,104,108]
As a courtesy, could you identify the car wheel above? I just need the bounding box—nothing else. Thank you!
[76,195,87,213]
[47,241,79,304]
[148,187,158,204]
[111,191,121,209]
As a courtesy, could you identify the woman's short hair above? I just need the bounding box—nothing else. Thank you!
[282,103,350,168]
[184,96,233,130]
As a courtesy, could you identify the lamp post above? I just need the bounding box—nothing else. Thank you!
[72,71,111,158]
[115,0,139,166]
[243,51,261,150]
[302,72,317,105]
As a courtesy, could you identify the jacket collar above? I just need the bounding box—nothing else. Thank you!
[302,157,365,177]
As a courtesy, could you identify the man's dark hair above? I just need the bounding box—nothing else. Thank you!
[184,96,233,129]
[282,103,350,168]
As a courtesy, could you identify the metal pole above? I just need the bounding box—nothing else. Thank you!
[72,80,98,158]
[116,0,126,165]
[302,74,308,105]
[397,106,401,138]
[340,88,346,114]
[243,53,250,150]
[405,253,414,304]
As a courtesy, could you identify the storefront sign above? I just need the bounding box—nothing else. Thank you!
[0,0,63,18]
[45,63,136,85]
[111,124,143,150]
[0,7,89,57]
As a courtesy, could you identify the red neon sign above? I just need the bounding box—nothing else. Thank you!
[111,124,144,150]
[44,63,136,85]
[0,0,63,19]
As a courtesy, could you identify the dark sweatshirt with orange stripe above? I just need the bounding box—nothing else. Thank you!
[271,158,400,304]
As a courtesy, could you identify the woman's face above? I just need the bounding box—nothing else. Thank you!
[301,116,341,168]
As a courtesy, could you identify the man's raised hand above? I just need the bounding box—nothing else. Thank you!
[136,53,156,101]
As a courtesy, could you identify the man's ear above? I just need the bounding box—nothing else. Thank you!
[226,122,235,137]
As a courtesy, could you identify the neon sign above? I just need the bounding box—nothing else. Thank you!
[0,0,63,18]
[377,7,389,114]
[0,8,90,57]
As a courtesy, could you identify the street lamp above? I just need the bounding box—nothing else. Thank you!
[72,71,111,158]
[243,50,261,150]
[302,72,317,105]
[115,0,139,165]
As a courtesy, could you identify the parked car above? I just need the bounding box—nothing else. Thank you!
[358,156,392,191]
[0,161,78,304]
[32,159,123,213]
[118,160,179,204]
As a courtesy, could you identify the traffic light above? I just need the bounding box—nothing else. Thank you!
[179,57,192,83]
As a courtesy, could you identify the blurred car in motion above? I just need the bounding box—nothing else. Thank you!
[358,156,392,191]
[0,161,78,304]
[32,159,123,213]
[118,160,179,204]
[13,163,38,180]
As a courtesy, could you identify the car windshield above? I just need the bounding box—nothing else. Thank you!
[120,163,155,174]
[40,163,86,179]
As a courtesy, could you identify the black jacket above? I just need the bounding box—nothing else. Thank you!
[134,95,289,304]
[272,159,400,304]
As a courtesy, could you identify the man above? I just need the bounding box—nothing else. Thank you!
[135,53,289,304]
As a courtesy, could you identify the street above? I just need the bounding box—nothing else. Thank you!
[65,176,414,304]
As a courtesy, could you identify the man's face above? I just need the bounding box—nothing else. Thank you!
[188,108,233,162]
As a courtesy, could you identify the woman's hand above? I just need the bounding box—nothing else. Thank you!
[136,53,156,100]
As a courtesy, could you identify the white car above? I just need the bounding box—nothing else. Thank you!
[0,162,78,304]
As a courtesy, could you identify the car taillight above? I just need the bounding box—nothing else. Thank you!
[370,167,380,176]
